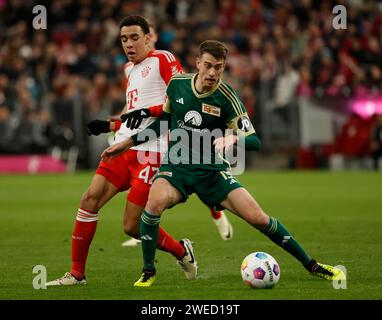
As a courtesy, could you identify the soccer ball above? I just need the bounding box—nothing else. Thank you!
[240,252,280,289]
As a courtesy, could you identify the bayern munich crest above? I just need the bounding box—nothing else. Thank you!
[141,66,151,78]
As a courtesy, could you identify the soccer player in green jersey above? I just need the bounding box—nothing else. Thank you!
[102,40,346,287]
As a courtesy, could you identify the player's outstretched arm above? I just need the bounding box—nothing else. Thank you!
[87,119,123,135]
[213,133,261,153]
[121,109,150,130]
[121,105,164,130]
[87,120,112,136]
[101,110,171,161]
[213,135,239,154]
[225,110,261,151]
[130,110,171,145]
[241,133,262,150]
[88,103,130,135]
[101,138,134,161]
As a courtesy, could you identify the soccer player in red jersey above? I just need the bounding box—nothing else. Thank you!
[46,15,197,286]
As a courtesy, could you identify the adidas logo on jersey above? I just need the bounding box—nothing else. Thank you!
[176,97,184,104]
[141,234,153,240]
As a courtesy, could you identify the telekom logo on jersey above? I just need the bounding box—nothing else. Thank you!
[127,89,138,110]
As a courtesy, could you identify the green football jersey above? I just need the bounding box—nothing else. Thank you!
[162,73,256,170]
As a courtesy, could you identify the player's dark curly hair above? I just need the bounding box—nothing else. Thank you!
[119,15,150,34]
[199,40,228,61]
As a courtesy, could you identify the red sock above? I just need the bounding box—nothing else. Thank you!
[71,208,99,279]
[156,226,185,260]
[210,207,222,219]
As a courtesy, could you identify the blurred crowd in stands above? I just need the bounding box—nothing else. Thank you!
[0,0,381,168]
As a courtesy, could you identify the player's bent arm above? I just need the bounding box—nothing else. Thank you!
[101,138,134,161]
[87,120,111,136]
[110,120,122,132]
[131,110,171,146]
[225,112,261,151]
[214,133,261,153]
[101,110,171,161]
[109,104,127,132]
[120,104,165,130]
[148,104,164,117]
[87,119,121,135]
[239,133,262,151]
[130,99,171,146]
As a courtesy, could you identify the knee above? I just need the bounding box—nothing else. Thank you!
[248,207,269,229]
[145,192,168,215]
[80,189,101,209]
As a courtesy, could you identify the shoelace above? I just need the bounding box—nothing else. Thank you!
[312,265,334,277]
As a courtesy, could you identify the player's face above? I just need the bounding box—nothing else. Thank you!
[196,53,225,91]
[120,25,150,64]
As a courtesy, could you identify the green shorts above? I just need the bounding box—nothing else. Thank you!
[155,164,242,208]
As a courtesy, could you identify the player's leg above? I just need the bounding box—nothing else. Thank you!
[122,192,185,260]
[142,177,184,261]
[122,198,141,240]
[121,189,141,246]
[122,199,143,247]
[209,206,233,240]
[72,174,119,277]
[127,151,188,259]
[135,177,192,287]
[46,174,119,286]
[46,153,131,286]
[220,188,346,281]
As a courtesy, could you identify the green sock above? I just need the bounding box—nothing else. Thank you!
[140,210,160,271]
[262,217,312,267]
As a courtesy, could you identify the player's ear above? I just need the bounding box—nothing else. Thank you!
[144,33,150,45]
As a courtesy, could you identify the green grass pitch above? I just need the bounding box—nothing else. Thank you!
[1,171,381,300]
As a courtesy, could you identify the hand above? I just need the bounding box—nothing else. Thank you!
[101,138,133,162]
[121,109,151,130]
[213,135,239,154]
[87,120,110,136]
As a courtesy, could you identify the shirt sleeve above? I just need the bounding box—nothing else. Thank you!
[164,77,175,113]
[148,104,164,117]
[157,51,183,85]
[221,83,256,137]
[163,98,171,113]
